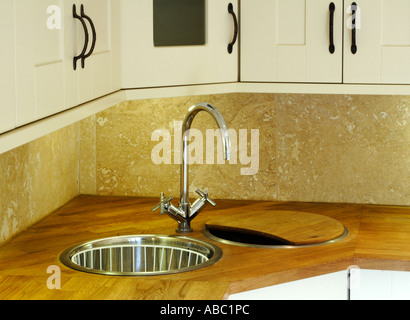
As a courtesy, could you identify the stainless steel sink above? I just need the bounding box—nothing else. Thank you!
[60,235,222,276]
[202,226,349,249]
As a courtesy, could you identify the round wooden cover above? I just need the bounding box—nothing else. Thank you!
[205,210,346,245]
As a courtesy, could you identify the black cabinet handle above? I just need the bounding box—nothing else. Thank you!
[73,4,89,70]
[351,2,357,54]
[227,3,238,54]
[329,3,335,54]
[80,4,97,67]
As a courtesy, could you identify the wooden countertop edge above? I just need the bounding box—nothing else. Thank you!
[353,257,410,272]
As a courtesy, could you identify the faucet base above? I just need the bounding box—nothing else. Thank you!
[176,221,193,234]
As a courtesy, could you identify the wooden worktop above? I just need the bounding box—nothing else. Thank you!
[0,195,409,300]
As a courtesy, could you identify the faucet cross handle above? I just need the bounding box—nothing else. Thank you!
[151,192,173,215]
[195,189,216,206]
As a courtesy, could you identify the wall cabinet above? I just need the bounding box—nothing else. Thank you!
[14,0,120,127]
[0,0,16,134]
[15,0,67,126]
[343,0,410,84]
[121,0,239,88]
[241,0,410,85]
[75,0,121,104]
[241,0,343,83]
[2,0,410,145]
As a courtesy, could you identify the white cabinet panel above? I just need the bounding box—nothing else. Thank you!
[344,0,410,84]
[15,0,66,126]
[229,271,348,300]
[121,0,238,88]
[241,0,343,83]
[276,0,306,45]
[240,0,277,82]
[0,0,16,134]
[391,271,410,300]
[350,269,410,300]
[243,0,410,85]
[381,47,410,84]
[77,0,120,104]
[64,1,79,110]
[380,0,410,84]
[13,0,120,127]
[349,269,391,300]
[343,1,382,84]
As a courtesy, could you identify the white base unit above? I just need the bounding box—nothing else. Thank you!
[229,271,348,300]
[350,269,410,300]
[229,268,410,300]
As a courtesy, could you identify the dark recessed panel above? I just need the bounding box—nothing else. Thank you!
[153,0,206,47]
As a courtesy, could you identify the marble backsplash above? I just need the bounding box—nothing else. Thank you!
[0,123,79,245]
[81,93,409,205]
[0,92,409,245]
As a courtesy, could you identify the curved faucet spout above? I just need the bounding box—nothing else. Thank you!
[182,103,231,160]
[180,103,231,217]
[152,103,231,233]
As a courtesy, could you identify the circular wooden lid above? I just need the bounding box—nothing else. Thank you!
[205,210,346,246]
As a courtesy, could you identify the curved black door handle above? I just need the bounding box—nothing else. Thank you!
[73,4,89,70]
[227,3,238,54]
[80,4,97,68]
[329,2,335,54]
[351,2,357,54]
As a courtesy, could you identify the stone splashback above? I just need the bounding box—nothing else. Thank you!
[0,123,79,245]
[80,93,410,206]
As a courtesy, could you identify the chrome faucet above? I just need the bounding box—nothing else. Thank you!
[152,103,231,233]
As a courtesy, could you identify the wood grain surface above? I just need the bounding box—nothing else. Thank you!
[205,210,346,245]
[0,196,408,300]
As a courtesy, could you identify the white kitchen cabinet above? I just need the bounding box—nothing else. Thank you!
[121,0,239,88]
[76,0,121,104]
[15,0,67,126]
[229,269,410,300]
[242,0,410,85]
[229,271,348,300]
[350,269,410,300]
[343,0,410,84]
[0,0,16,134]
[241,0,343,83]
[14,0,120,127]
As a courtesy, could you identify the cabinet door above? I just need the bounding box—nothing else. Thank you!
[0,0,16,134]
[77,0,121,104]
[121,0,238,88]
[241,0,343,83]
[229,271,348,300]
[344,0,410,84]
[15,0,68,126]
[349,269,410,300]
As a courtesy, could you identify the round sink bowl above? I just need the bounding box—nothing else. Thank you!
[202,226,349,249]
[60,235,222,276]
